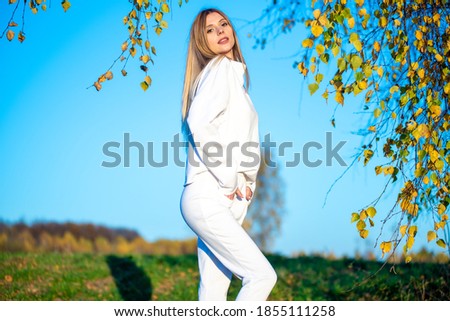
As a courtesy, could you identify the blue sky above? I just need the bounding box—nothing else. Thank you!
[0,0,434,258]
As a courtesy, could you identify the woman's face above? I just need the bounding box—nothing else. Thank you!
[205,12,235,59]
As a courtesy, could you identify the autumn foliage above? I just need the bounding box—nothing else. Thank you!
[0,222,197,255]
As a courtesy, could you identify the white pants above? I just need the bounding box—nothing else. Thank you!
[180,171,277,301]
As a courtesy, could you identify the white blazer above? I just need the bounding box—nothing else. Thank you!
[183,55,261,196]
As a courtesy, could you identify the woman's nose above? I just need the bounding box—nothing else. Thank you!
[217,27,224,35]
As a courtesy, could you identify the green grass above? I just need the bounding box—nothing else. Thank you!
[0,252,448,300]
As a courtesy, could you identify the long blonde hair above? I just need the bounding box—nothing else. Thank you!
[181,8,250,138]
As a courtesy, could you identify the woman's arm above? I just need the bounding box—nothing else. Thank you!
[187,57,239,195]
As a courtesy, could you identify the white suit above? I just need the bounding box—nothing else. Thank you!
[180,56,277,301]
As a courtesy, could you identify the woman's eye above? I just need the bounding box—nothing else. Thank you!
[221,22,228,27]
[206,28,213,33]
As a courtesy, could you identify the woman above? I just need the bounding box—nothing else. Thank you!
[179,8,277,301]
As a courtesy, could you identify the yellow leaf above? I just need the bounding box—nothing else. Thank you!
[408,225,418,237]
[430,105,441,118]
[375,166,382,175]
[313,9,321,19]
[348,17,355,29]
[18,31,25,42]
[406,236,415,249]
[356,0,364,6]
[373,41,380,52]
[144,75,152,86]
[105,71,113,80]
[130,47,136,57]
[399,225,407,237]
[161,3,170,13]
[366,207,376,218]
[318,15,328,26]
[405,256,412,263]
[311,25,324,37]
[302,39,314,48]
[121,41,128,51]
[418,68,425,78]
[356,220,366,231]
[358,80,368,90]
[422,176,429,185]
[427,231,437,242]
[145,40,150,51]
[160,20,168,29]
[332,45,339,56]
[6,30,14,41]
[415,30,423,40]
[374,108,382,118]
[360,210,367,220]
[436,239,446,248]
[155,27,162,35]
[359,229,369,239]
[9,21,18,27]
[98,74,106,83]
[155,11,163,23]
[377,66,384,77]
[389,85,399,94]
[435,54,443,62]
[61,0,71,12]
[368,126,376,132]
[145,11,152,20]
[141,81,149,91]
[31,7,38,14]
[353,40,362,51]
[444,83,450,94]
[316,44,325,55]
[380,241,392,254]
[141,55,150,64]
[335,91,344,105]
[121,69,128,77]
[438,203,446,215]
[412,123,430,140]
[94,81,102,91]
[380,16,387,28]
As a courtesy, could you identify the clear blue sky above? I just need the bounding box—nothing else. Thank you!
[0,0,432,258]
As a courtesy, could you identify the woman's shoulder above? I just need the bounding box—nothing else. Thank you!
[195,56,232,89]
[204,56,232,77]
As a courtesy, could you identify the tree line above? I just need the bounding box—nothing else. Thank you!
[0,221,197,255]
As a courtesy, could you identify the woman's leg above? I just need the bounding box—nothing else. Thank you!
[181,173,277,301]
[197,238,233,300]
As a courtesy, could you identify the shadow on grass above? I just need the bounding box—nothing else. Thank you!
[106,255,152,301]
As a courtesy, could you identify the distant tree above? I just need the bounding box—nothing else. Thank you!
[37,231,54,252]
[245,150,286,252]
[94,236,113,254]
[251,0,450,261]
[114,236,132,254]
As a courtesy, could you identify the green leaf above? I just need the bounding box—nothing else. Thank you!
[350,55,362,70]
[308,83,319,95]
[315,73,324,84]
[436,239,447,248]
[338,58,347,72]
[351,212,360,223]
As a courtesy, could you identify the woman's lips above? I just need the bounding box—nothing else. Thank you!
[218,37,229,44]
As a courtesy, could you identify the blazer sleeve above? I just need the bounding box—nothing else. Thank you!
[186,58,239,195]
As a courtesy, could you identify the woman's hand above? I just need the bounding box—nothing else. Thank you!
[245,186,253,201]
[225,187,253,201]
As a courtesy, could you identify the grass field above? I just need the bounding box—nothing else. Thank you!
[1,252,449,300]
